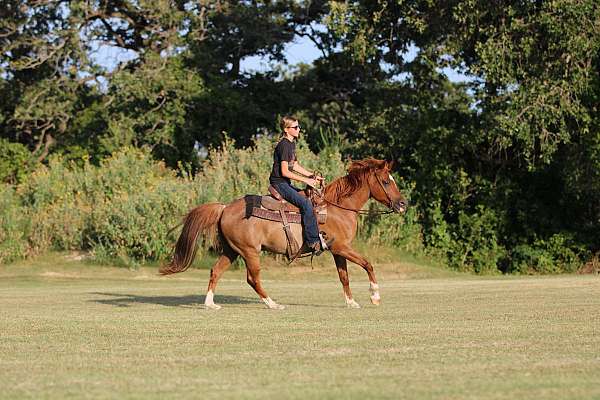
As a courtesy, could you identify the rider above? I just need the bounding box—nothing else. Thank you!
[269,116,326,257]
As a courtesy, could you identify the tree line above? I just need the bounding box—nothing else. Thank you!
[1,1,599,271]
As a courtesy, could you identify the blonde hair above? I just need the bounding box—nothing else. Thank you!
[279,115,298,134]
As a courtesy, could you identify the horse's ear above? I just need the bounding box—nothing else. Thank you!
[386,160,395,170]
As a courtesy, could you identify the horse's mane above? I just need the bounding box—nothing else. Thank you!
[324,158,386,202]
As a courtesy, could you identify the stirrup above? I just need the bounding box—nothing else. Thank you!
[289,242,313,264]
[288,232,335,264]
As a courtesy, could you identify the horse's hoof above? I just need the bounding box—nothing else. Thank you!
[262,297,285,310]
[370,298,381,306]
[205,303,222,310]
[346,300,361,309]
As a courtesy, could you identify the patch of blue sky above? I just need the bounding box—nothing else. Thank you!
[240,36,322,74]
[241,36,473,84]
[89,30,474,85]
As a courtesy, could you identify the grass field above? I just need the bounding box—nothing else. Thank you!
[1,253,599,399]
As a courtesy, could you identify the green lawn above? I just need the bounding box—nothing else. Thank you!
[1,254,599,399]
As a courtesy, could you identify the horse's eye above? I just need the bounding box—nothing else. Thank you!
[383,180,390,186]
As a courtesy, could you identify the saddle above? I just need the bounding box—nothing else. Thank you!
[248,185,328,259]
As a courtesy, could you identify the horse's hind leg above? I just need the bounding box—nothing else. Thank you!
[205,248,238,310]
[334,255,361,308]
[243,250,285,310]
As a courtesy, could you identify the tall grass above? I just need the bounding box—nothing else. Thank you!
[0,136,421,266]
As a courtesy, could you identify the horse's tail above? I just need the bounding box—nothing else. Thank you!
[159,203,226,275]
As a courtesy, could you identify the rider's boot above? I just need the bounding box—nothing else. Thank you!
[289,235,334,263]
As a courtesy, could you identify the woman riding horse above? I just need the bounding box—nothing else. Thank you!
[161,140,408,310]
[269,116,327,259]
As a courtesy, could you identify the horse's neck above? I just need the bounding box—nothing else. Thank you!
[333,183,370,211]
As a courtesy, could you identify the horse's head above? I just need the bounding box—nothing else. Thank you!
[365,160,407,214]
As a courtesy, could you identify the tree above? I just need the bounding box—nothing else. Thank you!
[319,0,600,268]
[0,0,207,164]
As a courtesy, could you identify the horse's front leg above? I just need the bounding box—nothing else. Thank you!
[333,245,381,306]
[333,255,361,308]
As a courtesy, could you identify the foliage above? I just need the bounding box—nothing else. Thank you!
[447,206,505,274]
[0,185,29,264]
[508,234,585,274]
[2,136,422,266]
[14,148,197,267]
[0,0,208,166]
[1,1,598,272]
[317,0,599,273]
[0,138,31,184]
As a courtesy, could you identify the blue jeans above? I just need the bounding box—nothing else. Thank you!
[272,182,320,246]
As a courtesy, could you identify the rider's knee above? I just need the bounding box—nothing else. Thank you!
[300,198,313,211]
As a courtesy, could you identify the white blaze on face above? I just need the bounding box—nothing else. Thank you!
[389,174,395,183]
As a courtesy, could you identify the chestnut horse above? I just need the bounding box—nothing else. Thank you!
[160,158,407,309]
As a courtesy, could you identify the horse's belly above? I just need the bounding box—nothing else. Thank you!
[260,220,303,254]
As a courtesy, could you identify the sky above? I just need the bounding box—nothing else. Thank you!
[240,36,472,83]
[93,34,471,83]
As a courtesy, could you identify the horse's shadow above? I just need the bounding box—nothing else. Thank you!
[90,292,261,308]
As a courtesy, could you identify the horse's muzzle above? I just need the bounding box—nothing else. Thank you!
[393,200,407,214]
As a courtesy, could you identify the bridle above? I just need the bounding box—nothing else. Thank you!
[315,170,397,216]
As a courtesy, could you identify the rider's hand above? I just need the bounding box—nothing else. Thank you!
[315,175,325,184]
[306,178,318,188]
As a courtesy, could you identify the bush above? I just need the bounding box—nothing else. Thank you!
[0,186,29,263]
[19,157,89,253]
[508,234,584,274]
[87,178,195,266]
[0,139,31,184]
[1,134,588,274]
[446,206,506,274]
[0,136,361,265]
[10,148,199,264]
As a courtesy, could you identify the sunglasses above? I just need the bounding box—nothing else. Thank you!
[287,125,300,130]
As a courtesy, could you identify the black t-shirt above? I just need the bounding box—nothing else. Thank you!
[269,138,297,185]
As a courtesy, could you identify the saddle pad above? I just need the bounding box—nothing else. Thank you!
[244,195,326,224]
[251,207,327,224]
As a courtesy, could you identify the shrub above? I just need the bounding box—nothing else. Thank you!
[87,178,195,266]
[0,186,29,263]
[19,158,89,253]
[0,139,31,184]
[446,206,506,274]
[0,136,355,265]
[508,234,584,274]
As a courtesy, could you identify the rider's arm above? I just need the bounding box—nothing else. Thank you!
[294,162,324,183]
[281,161,316,186]
[291,162,315,177]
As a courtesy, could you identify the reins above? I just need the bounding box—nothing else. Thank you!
[311,171,395,216]
[323,198,394,215]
